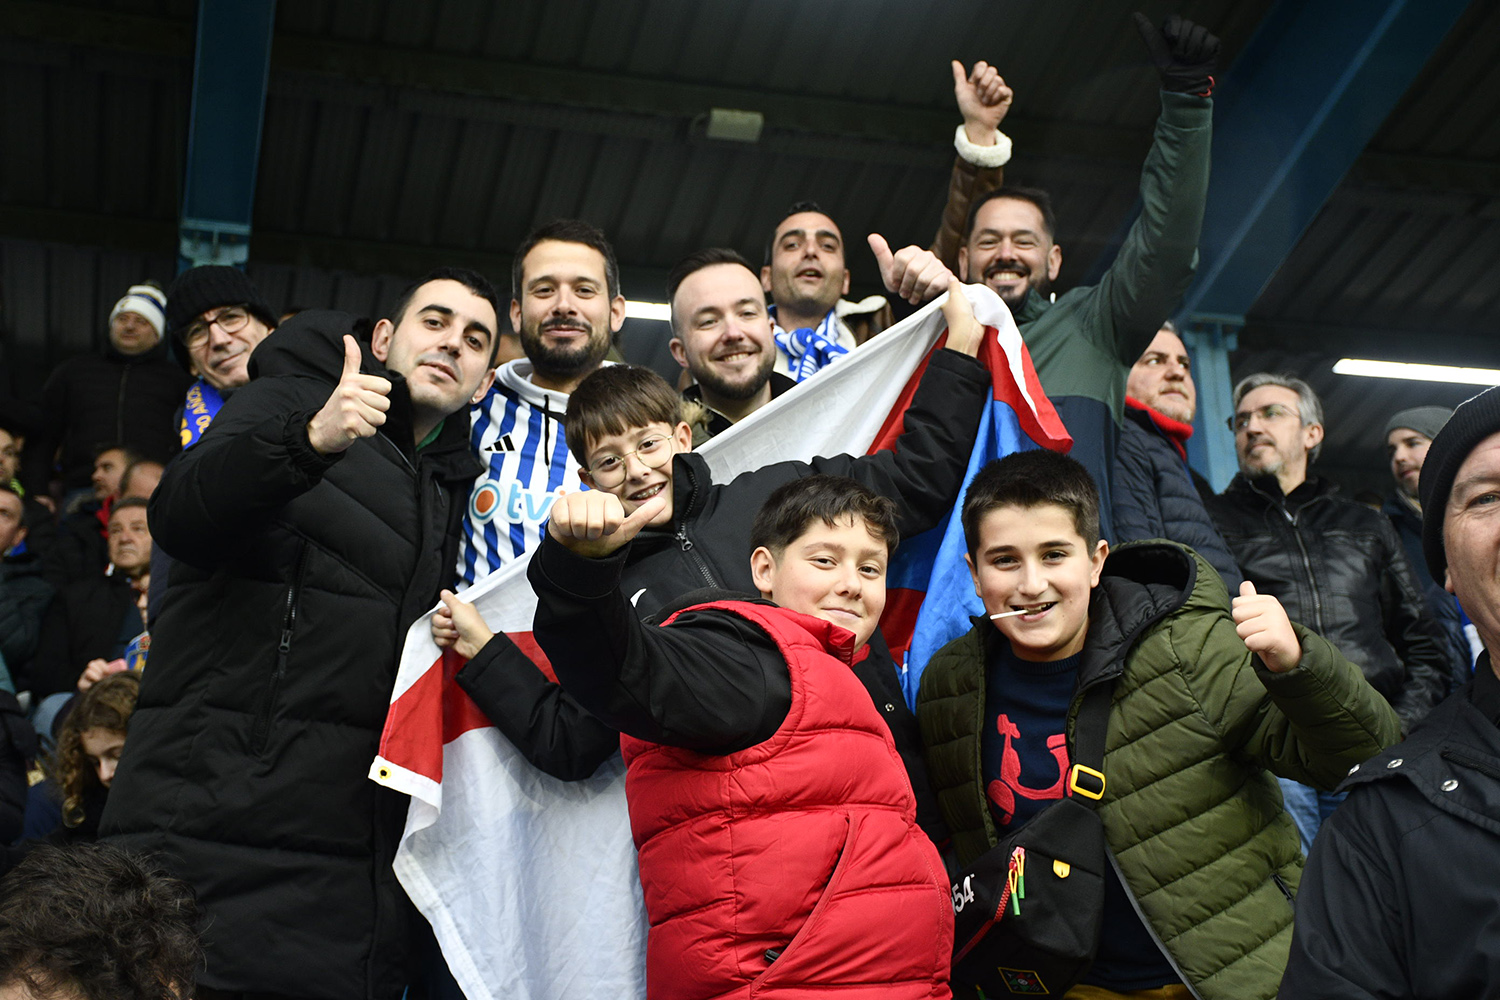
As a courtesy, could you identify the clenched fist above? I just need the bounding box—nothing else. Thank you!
[307,335,393,455]
[547,488,667,559]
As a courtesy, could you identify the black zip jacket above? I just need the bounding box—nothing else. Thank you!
[27,572,135,699]
[1207,473,1449,733]
[24,338,192,493]
[1279,662,1500,999]
[99,311,482,1000]
[458,347,986,836]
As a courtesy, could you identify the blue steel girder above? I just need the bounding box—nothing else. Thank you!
[178,0,276,269]
[1179,0,1471,320]
[1181,320,1240,493]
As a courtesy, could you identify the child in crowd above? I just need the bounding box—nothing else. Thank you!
[916,450,1400,1000]
[527,474,954,1000]
[436,285,988,832]
[9,672,139,873]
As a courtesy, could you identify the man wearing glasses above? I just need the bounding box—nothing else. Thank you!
[1206,372,1450,850]
[163,266,280,448]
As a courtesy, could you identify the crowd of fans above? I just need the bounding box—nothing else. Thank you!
[0,12,1495,1000]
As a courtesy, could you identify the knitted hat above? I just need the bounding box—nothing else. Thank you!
[1383,406,1453,443]
[1419,386,1500,581]
[165,266,277,342]
[109,283,167,338]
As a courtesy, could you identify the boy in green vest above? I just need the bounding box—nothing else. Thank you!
[915,449,1399,1000]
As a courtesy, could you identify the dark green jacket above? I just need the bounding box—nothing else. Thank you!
[916,541,1400,1000]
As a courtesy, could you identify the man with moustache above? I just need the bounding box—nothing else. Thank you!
[101,268,499,1000]
[888,15,1219,543]
[1206,373,1450,849]
[1111,322,1241,589]
[457,220,625,585]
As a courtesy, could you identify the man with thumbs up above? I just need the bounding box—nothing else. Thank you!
[101,268,500,1000]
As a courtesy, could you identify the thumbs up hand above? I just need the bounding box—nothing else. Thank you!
[547,488,668,559]
[1232,580,1302,673]
[307,335,393,455]
[868,233,955,305]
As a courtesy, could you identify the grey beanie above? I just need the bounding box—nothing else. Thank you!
[1384,406,1453,443]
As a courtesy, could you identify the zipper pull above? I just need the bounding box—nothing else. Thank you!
[278,629,293,654]
[677,531,694,551]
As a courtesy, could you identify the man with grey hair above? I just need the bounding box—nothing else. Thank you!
[1384,406,1474,686]
[1207,372,1451,849]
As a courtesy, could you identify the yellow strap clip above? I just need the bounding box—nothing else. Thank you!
[1069,763,1106,800]
[1054,859,1071,878]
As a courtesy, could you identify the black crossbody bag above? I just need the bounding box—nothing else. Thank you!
[948,679,1113,997]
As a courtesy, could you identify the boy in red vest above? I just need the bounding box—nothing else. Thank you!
[527,474,954,1000]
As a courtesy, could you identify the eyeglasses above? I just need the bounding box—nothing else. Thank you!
[1227,403,1297,432]
[586,434,674,487]
[183,306,251,349]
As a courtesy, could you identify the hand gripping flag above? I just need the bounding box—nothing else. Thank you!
[370,283,1070,1000]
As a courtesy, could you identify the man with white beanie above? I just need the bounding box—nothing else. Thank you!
[23,281,192,507]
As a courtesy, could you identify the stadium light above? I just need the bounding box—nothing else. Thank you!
[1332,358,1500,387]
[625,300,671,322]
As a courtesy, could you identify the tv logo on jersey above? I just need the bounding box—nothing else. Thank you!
[468,479,562,526]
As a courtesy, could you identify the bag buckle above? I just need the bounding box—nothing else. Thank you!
[1068,764,1106,800]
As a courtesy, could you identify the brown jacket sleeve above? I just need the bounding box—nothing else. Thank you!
[931,156,1004,272]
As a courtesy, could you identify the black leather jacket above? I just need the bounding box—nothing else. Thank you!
[1207,473,1449,733]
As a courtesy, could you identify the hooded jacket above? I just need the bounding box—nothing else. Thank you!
[917,542,1400,1000]
[1279,665,1500,999]
[25,336,192,493]
[99,310,482,1000]
[1207,473,1451,732]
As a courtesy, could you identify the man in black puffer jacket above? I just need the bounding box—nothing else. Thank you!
[1207,373,1449,851]
[1111,323,1241,590]
[100,268,500,1000]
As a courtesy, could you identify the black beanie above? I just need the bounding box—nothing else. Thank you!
[1419,384,1500,582]
[165,266,277,341]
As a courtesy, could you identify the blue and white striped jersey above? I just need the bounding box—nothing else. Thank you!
[455,360,594,587]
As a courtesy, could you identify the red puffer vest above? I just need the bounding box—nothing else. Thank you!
[621,601,953,1000]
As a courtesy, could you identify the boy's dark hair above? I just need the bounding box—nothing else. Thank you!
[962,450,1100,556]
[750,475,900,557]
[512,219,621,302]
[666,247,756,305]
[763,200,833,265]
[962,186,1059,243]
[0,842,203,1000]
[110,496,150,519]
[565,365,684,467]
[386,266,503,365]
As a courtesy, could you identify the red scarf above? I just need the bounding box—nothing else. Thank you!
[1125,396,1193,461]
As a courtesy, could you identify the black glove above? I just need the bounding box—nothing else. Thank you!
[1134,12,1220,96]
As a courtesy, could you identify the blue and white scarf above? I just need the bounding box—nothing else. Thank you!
[771,306,849,382]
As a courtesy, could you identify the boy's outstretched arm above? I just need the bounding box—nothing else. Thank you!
[808,281,989,538]
[1186,583,1400,790]
[528,491,792,754]
[432,590,620,782]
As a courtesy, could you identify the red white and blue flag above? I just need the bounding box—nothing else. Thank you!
[370,284,1068,1000]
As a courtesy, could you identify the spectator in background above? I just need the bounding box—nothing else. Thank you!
[15,672,140,857]
[1111,322,1242,589]
[22,282,190,505]
[30,498,150,712]
[0,841,202,1000]
[458,220,625,586]
[1384,405,1474,683]
[668,248,794,443]
[164,265,279,448]
[1281,386,1500,999]
[1207,373,1450,850]
[0,400,54,559]
[0,484,51,697]
[41,444,142,589]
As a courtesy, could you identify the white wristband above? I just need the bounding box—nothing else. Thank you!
[954,124,1012,168]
